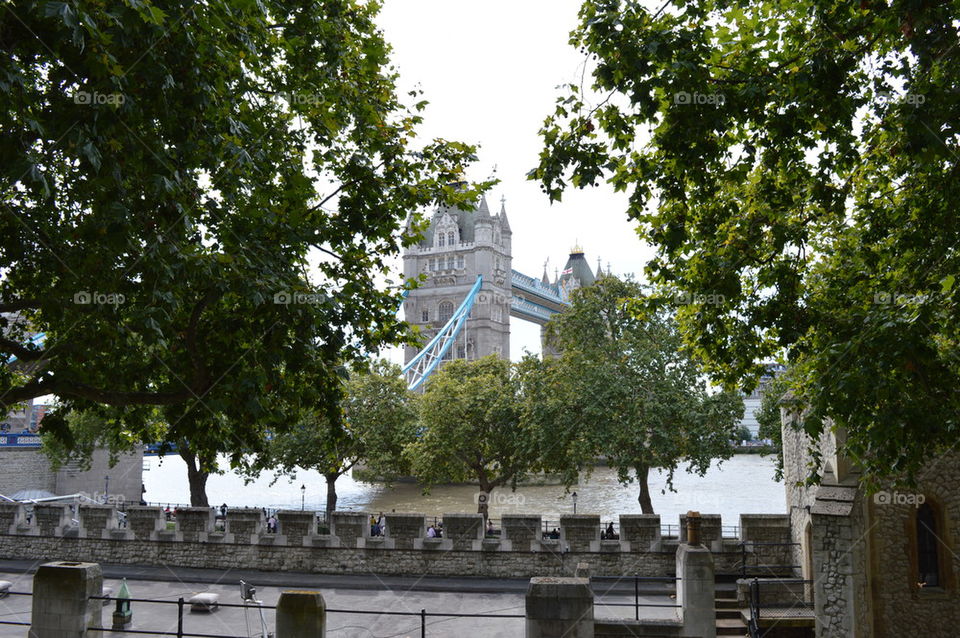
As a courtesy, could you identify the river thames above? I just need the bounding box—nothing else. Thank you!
[143,453,786,525]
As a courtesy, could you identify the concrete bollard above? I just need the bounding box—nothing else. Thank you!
[30,561,103,638]
[676,541,716,638]
[276,590,326,637]
[525,577,594,638]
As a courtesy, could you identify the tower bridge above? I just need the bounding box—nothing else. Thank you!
[402,195,599,389]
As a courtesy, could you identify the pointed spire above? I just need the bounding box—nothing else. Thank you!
[498,195,511,233]
[596,256,603,278]
[477,194,491,218]
[541,258,550,285]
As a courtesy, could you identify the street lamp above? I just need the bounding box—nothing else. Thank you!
[104,476,110,503]
[300,484,305,511]
[571,491,578,515]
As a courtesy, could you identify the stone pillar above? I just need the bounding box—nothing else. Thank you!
[124,506,163,541]
[30,561,103,638]
[383,513,425,550]
[33,504,71,536]
[525,577,594,638]
[442,513,484,550]
[225,507,265,544]
[560,515,600,552]
[175,507,215,542]
[277,510,317,547]
[330,511,369,548]
[618,514,661,551]
[0,502,22,534]
[276,590,325,638]
[676,542,716,638]
[503,514,542,551]
[78,505,118,540]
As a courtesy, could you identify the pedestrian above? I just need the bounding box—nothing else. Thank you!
[370,514,378,536]
[377,511,385,536]
[427,524,437,538]
[605,521,616,540]
[486,519,495,536]
[267,514,278,533]
[220,503,227,518]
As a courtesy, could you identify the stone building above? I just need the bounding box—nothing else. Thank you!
[781,400,960,636]
[402,195,513,365]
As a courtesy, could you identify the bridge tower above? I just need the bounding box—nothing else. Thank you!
[402,195,513,367]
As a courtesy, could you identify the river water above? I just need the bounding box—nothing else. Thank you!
[143,454,785,527]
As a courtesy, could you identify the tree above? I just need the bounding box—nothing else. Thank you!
[405,356,535,518]
[254,360,417,513]
[1,0,488,465]
[539,276,743,514]
[532,0,960,488]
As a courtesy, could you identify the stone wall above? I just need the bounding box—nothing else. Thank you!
[0,448,57,496]
[0,508,789,580]
[0,446,143,503]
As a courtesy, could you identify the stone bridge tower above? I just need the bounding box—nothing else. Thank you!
[402,195,512,366]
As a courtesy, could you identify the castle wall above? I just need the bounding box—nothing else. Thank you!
[0,447,57,496]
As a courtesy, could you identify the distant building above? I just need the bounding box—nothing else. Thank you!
[739,363,786,438]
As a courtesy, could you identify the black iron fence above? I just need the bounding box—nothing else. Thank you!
[746,577,815,638]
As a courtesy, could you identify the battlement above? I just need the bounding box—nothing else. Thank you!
[0,503,792,579]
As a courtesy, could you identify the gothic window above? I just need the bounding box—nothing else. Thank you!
[447,232,454,245]
[457,256,465,269]
[457,345,465,359]
[495,256,501,271]
[421,309,429,322]
[429,258,436,271]
[492,307,502,323]
[438,233,445,247]
[438,301,454,323]
[917,502,941,587]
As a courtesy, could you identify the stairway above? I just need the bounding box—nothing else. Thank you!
[715,586,749,636]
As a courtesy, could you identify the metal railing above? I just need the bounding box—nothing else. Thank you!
[746,577,815,638]
[592,575,681,621]
[0,590,32,628]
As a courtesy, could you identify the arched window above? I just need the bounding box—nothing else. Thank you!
[917,502,941,587]
[457,256,465,269]
[438,233,445,247]
[421,309,429,322]
[438,301,454,323]
[447,232,454,245]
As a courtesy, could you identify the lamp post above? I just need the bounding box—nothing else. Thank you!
[300,484,305,511]
[571,491,578,515]
[104,476,110,503]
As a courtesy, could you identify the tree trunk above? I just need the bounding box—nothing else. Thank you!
[636,464,654,514]
[324,472,340,514]
[477,483,493,519]
[179,445,210,507]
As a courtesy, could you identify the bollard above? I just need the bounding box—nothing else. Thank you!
[525,577,594,638]
[30,561,103,638]
[685,510,702,546]
[676,536,716,638]
[276,590,326,638]
[112,579,132,629]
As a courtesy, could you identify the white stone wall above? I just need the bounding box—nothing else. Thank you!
[0,448,57,496]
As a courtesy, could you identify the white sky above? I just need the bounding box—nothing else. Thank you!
[375,0,655,361]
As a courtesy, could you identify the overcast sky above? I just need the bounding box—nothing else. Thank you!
[376,0,655,361]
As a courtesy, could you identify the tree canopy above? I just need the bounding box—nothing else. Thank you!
[533,276,743,513]
[1,0,486,461]
[533,0,960,488]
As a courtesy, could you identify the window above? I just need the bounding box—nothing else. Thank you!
[438,233,445,247]
[421,309,429,322]
[457,255,464,269]
[457,345,465,359]
[429,258,436,271]
[438,301,454,323]
[492,307,502,323]
[917,503,941,587]
[447,232,454,245]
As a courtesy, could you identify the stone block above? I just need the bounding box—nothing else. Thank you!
[30,561,103,638]
[619,514,661,552]
[441,513,484,550]
[123,506,164,541]
[561,515,600,552]
[503,514,542,551]
[276,510,317,547]
[676,544,715,638]
[0,502,22,534]
[384,513,425,550]
[276,590,325,638]
[330,511,369,548]
[525,577,594,638]
[78,505,118,540]
[33,504,71,537]
[225,508,264,544]
[175,507,215,542]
